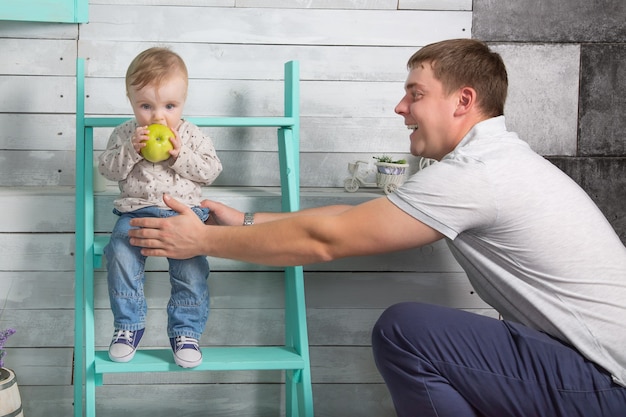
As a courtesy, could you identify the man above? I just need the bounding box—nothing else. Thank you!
[128,39,626,416]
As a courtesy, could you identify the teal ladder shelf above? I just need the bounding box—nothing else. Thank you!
[74,58,313,417]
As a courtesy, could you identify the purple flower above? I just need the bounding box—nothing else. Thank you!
[0,328,16,368]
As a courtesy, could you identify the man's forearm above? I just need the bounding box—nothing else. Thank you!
[203,215,337,266]
[252,204,353,224]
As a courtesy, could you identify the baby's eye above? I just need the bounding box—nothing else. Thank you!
[141,104,151,110]
[166,104,176,110]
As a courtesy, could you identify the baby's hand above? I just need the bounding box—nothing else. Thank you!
[132,126,150,155]
[168,129,182,160]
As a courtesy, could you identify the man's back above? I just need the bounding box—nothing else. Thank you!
[390,116,626,385]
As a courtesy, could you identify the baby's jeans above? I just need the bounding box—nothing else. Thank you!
[372,302,626,417]
[104,206,210,340]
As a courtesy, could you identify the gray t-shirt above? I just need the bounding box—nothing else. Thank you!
[388,116,626,387]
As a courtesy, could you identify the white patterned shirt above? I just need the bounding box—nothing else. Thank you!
[98,119,222,212]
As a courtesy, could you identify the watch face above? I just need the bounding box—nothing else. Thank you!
[244,213,254,226]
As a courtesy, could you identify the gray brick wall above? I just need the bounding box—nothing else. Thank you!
[474,0,626,243]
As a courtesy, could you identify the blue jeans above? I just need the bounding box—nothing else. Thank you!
[372,302,626,417]
[104,206,210,339]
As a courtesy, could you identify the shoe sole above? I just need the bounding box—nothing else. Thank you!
[173,354,202,368]
[108,350,136,363]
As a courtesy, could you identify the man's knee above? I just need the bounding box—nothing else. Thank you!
[373,303,428,350]
[374,301,439,333]
[372,302,462,359]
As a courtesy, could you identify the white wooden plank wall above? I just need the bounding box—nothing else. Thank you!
[0,2,487,416]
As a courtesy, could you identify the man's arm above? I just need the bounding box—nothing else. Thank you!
[129,194,444,266]
[202,199,354,226]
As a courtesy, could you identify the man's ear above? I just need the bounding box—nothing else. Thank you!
[454,86,476,116]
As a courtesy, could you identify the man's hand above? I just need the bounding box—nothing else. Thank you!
[201,199,245,226]
[129,194,206,259]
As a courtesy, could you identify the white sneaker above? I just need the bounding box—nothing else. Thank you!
[108,328,144,363]
[170,336,202,368]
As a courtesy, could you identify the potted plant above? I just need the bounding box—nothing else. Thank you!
[372,155,410,194]
[0,327,23,417]
[373,155,408,174]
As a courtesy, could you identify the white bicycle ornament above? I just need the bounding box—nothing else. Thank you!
[343,158,434,194]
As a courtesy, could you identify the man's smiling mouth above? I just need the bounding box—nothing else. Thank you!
[407,124,419,131]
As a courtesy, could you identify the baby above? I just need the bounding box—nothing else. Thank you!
[98,47,222,368]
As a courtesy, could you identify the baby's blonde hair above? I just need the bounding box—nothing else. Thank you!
[125,47,188,95]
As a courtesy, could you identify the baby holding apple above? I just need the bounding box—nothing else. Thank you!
[97,47,222,368]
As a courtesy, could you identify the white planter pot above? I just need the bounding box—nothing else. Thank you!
[0,368,23,417]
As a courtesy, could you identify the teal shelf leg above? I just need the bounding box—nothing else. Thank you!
[75,57,98,417]
[278,128,300,212]
[74,58,86,417]
[281,61,301,213]
[277,62,313,417]
[84,128,97,417]
[285,266,314,417]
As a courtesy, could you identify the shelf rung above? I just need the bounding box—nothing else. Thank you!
[84,116,297,128]
[94,235,109,256]
[94,346,305,374]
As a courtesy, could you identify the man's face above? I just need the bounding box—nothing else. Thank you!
[128,72,187,130]
[394,63,459,161]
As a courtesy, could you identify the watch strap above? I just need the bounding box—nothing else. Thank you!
[243,212,255,226]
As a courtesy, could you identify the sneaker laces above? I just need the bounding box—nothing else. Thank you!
[174,335,199,351]
[112,329,135,345]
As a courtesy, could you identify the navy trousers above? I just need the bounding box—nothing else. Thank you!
[372,302,626,417]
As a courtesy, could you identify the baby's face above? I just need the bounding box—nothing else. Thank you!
[128,72,187,131]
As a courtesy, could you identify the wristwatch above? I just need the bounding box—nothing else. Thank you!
[243,212,255,226]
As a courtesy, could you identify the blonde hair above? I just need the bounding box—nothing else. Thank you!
[125,47,188,95]
[407,39,508,117]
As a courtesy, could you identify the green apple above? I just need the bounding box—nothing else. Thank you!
[141,124,174,162]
